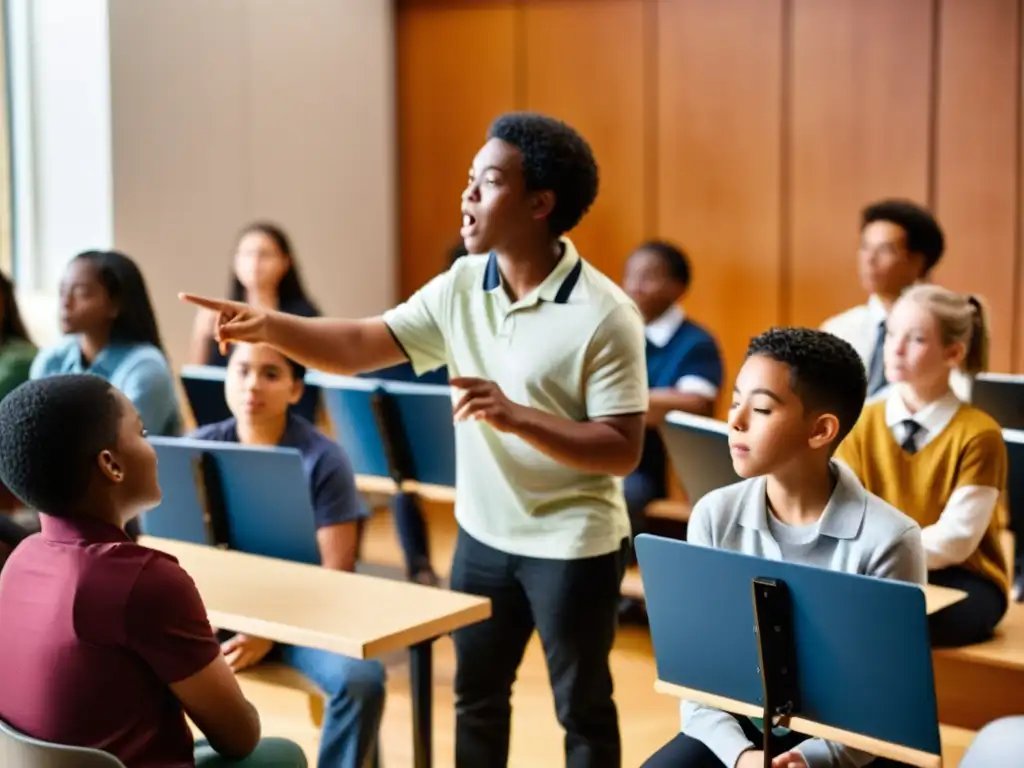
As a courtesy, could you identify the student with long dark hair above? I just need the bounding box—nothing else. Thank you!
[0,270,36,403]
[31,250,181,438]
[190,222,320,366]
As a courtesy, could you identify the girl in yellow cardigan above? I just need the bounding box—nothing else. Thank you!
[836,284,1009,647]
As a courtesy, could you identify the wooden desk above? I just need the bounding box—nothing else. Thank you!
[655,680,941,767]
[140,536,489,768]
[925,584,968,615]
[355,474,456,504]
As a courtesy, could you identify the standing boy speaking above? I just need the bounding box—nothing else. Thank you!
[182,112,648,768]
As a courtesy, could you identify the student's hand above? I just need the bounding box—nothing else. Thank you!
[179,294,269,354]
[771,750,808,768]
[450,377,526,433]
[220,633,274,673]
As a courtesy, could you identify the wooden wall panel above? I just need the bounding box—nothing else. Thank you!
[396,2,518,298]
[788,0,934,329]
[656,0,784,392]
[932,0,1020,373]
[521,0,647,278]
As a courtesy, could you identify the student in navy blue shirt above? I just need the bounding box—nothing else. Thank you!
[192,342,385,768]
[622,241,724,549]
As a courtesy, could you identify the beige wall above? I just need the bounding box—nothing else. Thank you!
[107,0,396,366]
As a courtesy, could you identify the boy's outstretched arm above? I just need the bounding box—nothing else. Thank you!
[180,294,407,376]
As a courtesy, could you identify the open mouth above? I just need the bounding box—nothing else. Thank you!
[461,212,477,236]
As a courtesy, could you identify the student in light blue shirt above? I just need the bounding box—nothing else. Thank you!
[31,250,181,437]
[642,328,924,768]
[192,342,384,768]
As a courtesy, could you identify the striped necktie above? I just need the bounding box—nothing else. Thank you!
[900,419,922,455]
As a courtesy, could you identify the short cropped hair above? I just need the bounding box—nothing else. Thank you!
[746,327,867,446]
[635,240,691,289]
[861,199,945,273]
[488,112,599,237]
[0,375,122,516]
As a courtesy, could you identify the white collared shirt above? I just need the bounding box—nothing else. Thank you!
[885,386,1000,570]
[821,295,973,403]
[644,305,718,400]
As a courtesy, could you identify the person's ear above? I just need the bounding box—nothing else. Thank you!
[97,449,125,484]
[944,340,967,370]
[529,190,556,224]
[808,412,840,452]
[288,378,305,406]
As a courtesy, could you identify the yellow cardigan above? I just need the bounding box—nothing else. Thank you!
[835,401,1009,593]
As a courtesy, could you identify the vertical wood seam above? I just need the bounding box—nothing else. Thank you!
[644,0,659,235]
[926,0,942,211]
[1013,0,1024,371]
[778,0,793,325]
[514,0,527,111]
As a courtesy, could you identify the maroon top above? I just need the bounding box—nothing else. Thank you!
[0,515,222,767]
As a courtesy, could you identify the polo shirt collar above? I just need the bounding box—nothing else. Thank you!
[40,513,132,545]
[739,462,865,540]
[646,304,686,348]
[481,237,583,306]
[65,340,117,377]
[867,294,889,324]
[885,386,961,434]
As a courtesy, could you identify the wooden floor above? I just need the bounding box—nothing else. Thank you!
[242,500,976,767]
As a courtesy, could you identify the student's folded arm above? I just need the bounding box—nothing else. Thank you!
[796,736,877,768]
[920,430,1006,570]
[311,447,368,572]
[127,556,261,759]
[680,700,755,768]
[267,271,451,376]
[921,487,999,570]
[649,340,723,421]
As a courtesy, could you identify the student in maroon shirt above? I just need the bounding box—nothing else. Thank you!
[0,374,307,767]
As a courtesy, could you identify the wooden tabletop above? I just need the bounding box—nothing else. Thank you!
[139,536,490,658]
[924,583,968,615]
[654,680,940,768]
[355,474,456,504]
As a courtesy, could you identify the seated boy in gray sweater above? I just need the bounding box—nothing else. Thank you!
[642,328,926,768]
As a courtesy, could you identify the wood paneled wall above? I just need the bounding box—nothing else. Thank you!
[398,0,1022,385]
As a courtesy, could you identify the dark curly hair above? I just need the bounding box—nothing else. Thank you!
[634,240,691,289]
[488,112,599,237]
[861,199,945,274]
[0,375,122,517]
[746,327,867,446]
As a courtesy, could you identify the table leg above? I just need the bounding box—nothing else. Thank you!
[410,639,434,768]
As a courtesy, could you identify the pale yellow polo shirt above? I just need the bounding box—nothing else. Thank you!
[382,238,648,559]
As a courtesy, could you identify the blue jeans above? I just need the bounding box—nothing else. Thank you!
[278,645,387,768]
[391,491,432,578]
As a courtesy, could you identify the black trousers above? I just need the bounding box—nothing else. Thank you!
[642,714,914,767]
[450,527,627,768]
[928,566,1007,648]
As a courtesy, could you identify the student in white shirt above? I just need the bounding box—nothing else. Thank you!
[821,199,970,401]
